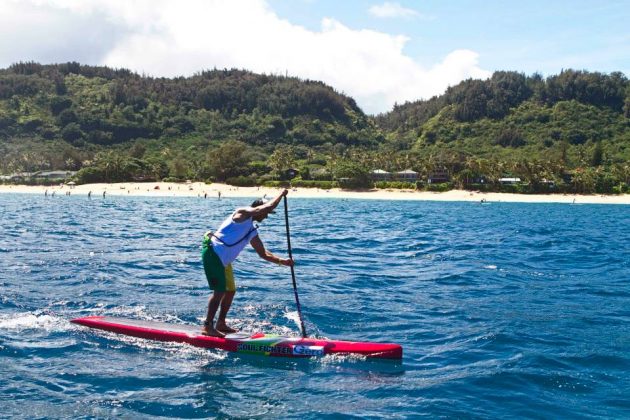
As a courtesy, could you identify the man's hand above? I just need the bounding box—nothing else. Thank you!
[280,188,289,197]
[281,258,294,267]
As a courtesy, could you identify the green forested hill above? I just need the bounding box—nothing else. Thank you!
[374,70,629,193]
[376,70,629,161]
[1,62,628,193]
[0,61,380,184]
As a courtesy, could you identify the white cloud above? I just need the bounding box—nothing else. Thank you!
[0,0,128,65]
[0,0,490,114]
[368,2,422,19]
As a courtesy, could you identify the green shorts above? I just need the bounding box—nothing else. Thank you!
[202,241,235,292]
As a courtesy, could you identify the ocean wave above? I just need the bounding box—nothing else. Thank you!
[0,312,73,333]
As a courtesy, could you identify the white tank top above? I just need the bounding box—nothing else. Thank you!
[211,212,259,266]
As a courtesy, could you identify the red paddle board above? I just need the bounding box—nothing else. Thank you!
[71,316,402,359]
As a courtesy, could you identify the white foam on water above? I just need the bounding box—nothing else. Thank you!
[108,305,150,318]
[484,265,498,270]
[320,352,367,365]
[0,312,73,332]
[77,305,188,325]
[283,310,306,336]
[7,263,31,272]
[160,313,188,324]
[284,310,299,322]
[94,329,227,363]
[283,309,328,339]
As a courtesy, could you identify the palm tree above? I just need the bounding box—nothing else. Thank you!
[97,151,133,182]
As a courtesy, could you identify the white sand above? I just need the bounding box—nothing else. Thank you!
[1,182,629,204]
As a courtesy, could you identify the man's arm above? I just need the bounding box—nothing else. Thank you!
[233,189,288,222]
[250,235,294,267]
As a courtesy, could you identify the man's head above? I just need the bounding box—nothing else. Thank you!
[251,198,273,222]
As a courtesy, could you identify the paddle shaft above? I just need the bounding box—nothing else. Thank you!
[283,195,307,338]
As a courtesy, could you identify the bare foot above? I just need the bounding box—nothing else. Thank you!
[201,325,225,338]
[216,323,238,334]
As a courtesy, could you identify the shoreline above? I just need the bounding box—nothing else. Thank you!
[1,182,629,204]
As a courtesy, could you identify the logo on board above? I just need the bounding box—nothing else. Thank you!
[292,345,324,356]
[236,343,325,356]
[237,343,291,354]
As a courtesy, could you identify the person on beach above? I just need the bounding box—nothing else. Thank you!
[201,189,294,337]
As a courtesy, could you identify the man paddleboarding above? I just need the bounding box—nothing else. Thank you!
[201,189,294,337]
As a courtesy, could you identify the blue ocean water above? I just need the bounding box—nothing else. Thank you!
[0,193,629,418]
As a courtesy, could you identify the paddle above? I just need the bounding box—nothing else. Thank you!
[283,195,307,338]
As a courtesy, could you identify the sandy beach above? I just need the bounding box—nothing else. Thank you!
[1,182,629,204]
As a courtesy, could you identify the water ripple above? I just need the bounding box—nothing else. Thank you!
[0,195,629,417]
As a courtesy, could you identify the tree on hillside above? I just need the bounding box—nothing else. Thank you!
[169,156,190,179]
[144,156,169,181]
[268,145,296,179]
[93,151,137,182]
[333,160,371,189]
[487,71,532,118]
[449,79,490,122]
[591,141,604,167]
[207,140,251,181]
[544,70,627,111]
[494,127,526,147]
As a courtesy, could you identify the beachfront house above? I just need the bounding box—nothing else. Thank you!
[3,172,36,182]
[1,171,77,183]
[370,169,391,181]
[395,170,418,181]
[498,177,522,185]
[38,171,77,181]
[428,168,450,184]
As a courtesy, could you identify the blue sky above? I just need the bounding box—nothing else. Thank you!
[1,0,628,114]
[269,0,629,75]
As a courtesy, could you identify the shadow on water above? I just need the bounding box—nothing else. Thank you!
[193,352,406,417]
[202,351,406,376]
